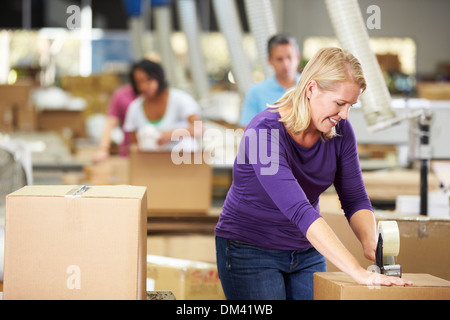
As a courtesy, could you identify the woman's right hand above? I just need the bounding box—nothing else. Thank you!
[352,268,413,287]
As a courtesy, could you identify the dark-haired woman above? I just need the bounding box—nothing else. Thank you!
[124,59,202,150]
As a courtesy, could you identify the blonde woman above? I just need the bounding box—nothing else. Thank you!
[215,47,412,300]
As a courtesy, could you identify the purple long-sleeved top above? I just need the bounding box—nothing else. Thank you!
[214,108,372,250]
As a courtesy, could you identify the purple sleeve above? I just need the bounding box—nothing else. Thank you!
[241,124,322,237]
[334,121,373,221]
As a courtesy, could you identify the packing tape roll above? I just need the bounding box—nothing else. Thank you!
[378,221,400,256]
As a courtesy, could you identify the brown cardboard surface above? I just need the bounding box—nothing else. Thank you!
[83,156,130,185]
[314,272,450,300]
[3,185,147,300]
[0,82,36,131]
[129,146,212,215]
[147,235,217,263]
[0,104,13,132]
[0,82,34,106]
[362,169,440,201]
[38,109,86,138]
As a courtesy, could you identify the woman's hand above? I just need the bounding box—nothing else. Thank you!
[352,268,413,287]
[157,130,173,146]
[92,148,109,163]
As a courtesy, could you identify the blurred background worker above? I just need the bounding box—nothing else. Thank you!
[239,33,302,127]
[92,79,138,163]
[123,59,202,151]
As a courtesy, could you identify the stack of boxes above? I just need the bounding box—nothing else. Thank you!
[0,81,36,133]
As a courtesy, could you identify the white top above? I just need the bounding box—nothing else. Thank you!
[123,88,201,151]
[123,88,200,133]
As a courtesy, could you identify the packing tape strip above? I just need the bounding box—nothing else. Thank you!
[378,221,400,256]
[65,185,89,198]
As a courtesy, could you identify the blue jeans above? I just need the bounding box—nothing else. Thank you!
[215,236,327,300]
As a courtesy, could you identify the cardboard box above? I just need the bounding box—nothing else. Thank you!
[38,109,86,138]
[314,272,450,300]
[362,169,440,201]
[147,255,225,300]
[0,104,14,132]
[0,82,33,106]
[417,82,450,100]
[3,185,147,300]
[0,82,36,131]
[84,156,130,185]
[147,235,216,263]
[16,104,36,131]
[129,146,212,215]
[322,210,450,280]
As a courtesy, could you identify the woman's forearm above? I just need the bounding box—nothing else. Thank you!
[306,217,363,277]
[306,217,413,286]
[349,209,377,262]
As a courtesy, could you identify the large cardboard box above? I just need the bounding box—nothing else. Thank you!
[3,185,147,300]
[38,109,86,138]
[314,272,450,300]
[129,146,212,215]
[322,210,450,280]
[147,255,225,300]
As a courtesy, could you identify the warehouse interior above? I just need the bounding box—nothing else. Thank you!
[0,0,449,300]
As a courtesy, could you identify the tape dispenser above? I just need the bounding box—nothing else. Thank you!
[375,221,402,277]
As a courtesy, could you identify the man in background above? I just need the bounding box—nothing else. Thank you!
[239,33,301,127]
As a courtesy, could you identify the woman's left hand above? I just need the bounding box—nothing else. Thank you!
[157,130,173,146]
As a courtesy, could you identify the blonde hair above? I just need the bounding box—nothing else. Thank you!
[271,47,366,139]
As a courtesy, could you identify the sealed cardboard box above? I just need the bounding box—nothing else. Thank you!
[3,185,147,300]
[129,146,212,215]
[147,255,225,300]
[314,272,450,300]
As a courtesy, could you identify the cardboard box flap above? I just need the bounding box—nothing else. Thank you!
[7,185,146,200]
